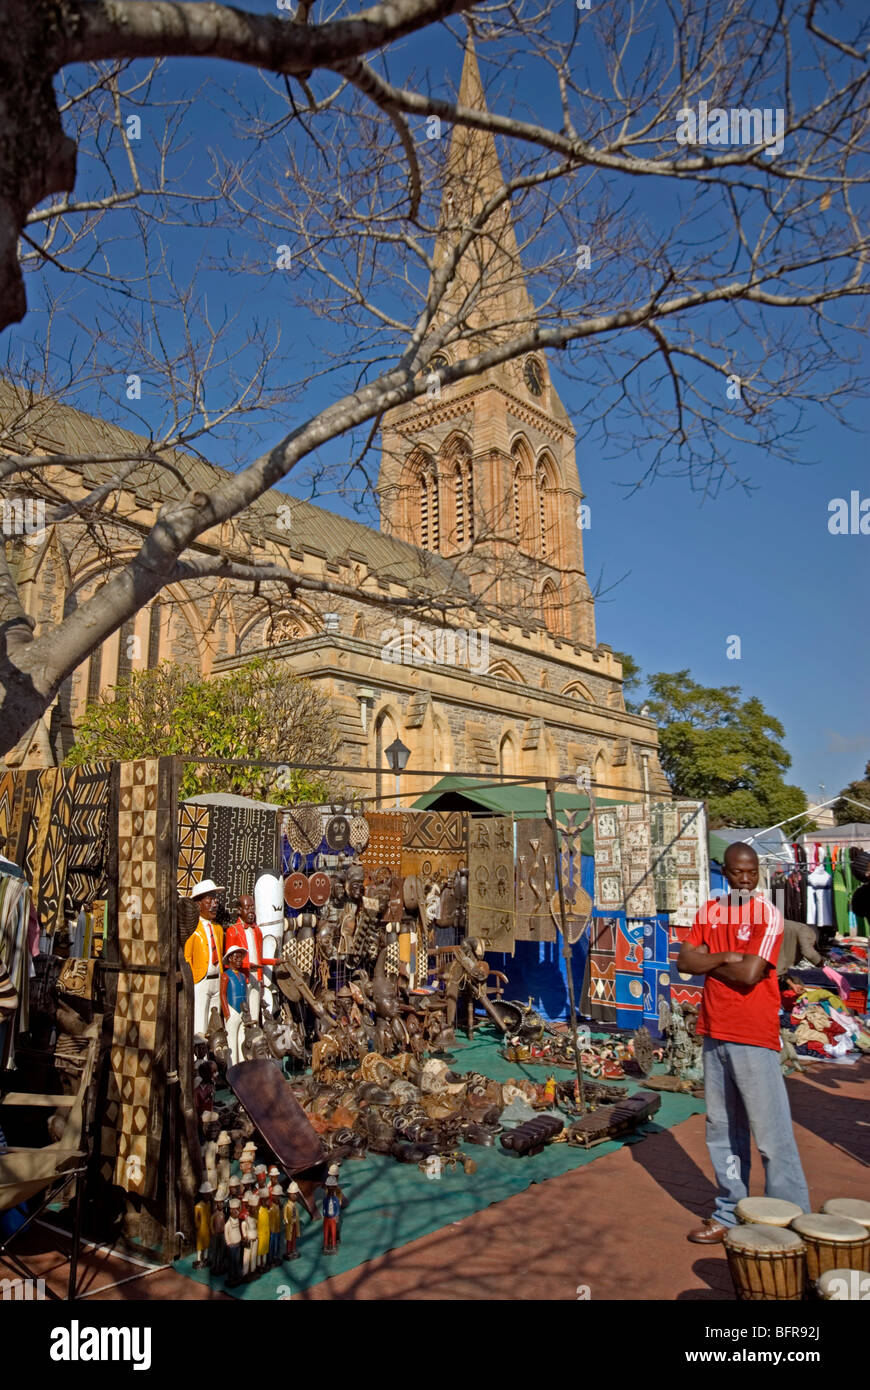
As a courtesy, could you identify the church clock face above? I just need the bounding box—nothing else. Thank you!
[524,356,544,396]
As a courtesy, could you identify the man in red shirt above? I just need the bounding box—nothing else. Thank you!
[677,842,810,1243]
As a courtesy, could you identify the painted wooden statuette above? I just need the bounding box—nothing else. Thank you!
[284,1180,301,1260]
[268,1184,283,1266]
[210,1184,228,1276]
[255,871,285,1017]
[221,946,248,1066]
[225,893,264,1024]
[322,1175,341,1256]
[194,1180,215,1268]
[225,1199,243,1287]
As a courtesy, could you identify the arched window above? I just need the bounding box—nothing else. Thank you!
[147,601,162,668]
[536,464,549,557]
[415,455,439,552]
[542,579,559,634]
[511,437,533,548]
[116,617,136,684]
[443,434,473,550]
[465,463,474,543]
[562,680,594,704]
[499,732,519,777]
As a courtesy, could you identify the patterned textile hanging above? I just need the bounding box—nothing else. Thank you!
[0,872,32,1069]
[581,913,618,1024]
[514,818,557,942]
[100,758,173,1198]
[467,815,515,953]
[617,802,656,916]
[592,807,623,912]
[649,800,709,927]
[204,805,280,907]
[65,762,112,913]
[359,812,403,876]
[177,802,210,895]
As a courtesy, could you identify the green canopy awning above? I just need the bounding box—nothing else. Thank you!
[410,775,631,855]
[708,830,731,864]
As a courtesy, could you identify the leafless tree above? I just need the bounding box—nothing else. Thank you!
[0,0,868,758]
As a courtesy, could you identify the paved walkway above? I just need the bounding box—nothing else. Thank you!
[4,1058,867,1301]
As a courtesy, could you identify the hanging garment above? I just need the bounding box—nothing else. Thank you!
[849,848,870,937]
[842,851,858,933]
[831,856,851,936]
[0,871,32,1069]
[806,865,833,927]
[794,843,808,921]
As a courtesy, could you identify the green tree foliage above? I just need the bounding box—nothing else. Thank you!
[612,651,643,712]
[638,668,807,829]
[66,659,341,804]
[833,760,870,825]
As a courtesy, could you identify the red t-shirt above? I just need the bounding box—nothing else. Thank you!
[686,893,783,1050]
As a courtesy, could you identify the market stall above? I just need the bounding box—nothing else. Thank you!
[4,757,865,1300]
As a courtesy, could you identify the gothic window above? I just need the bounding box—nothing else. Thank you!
[264,610,307,645]
[537,465,549,557]
[86,647,102,706]
[116,617,136,684]
[415,455,439,552]
[562,680,594,703]
[542,579,559,634]
[455,463,466,546]
[147,601,162,668]
[466,463,474,543]
[511,437,533,549]
[499,731,519,777]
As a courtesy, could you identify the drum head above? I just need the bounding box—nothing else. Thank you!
[737,1197,804,1227]
[308,872,331,907]
[821,1198,870,1231]
[791,1213,869,1242]
[817,1268,870,1300]
[725,1224,805,1253]
[284,872,310,910]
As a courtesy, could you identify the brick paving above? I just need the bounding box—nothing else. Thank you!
[3,1058,867,1301]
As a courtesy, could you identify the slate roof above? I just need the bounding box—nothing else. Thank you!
[0,381,469,596]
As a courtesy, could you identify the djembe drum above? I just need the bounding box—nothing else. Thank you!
[821,1197,870,1231]
[816,1267,870,1300]
[736,1197,804,1228]
[724,1224,806,1301]
[790,1213,870,1283]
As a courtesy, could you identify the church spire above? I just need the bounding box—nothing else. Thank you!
[377,39,596,651]
[432,37,535,342]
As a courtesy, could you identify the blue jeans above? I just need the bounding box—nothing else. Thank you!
[703,1037,810,1227]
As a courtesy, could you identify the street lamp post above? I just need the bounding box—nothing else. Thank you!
[384,736,411,809]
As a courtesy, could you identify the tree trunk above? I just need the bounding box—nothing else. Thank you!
[0,1,76,330]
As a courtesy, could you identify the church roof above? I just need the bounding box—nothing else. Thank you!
[0,381,469,596]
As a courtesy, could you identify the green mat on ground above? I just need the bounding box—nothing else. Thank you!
[175,1030,704,1298]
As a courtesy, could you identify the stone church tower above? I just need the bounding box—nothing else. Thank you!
[379,41,594,647]
[1,41,669,805]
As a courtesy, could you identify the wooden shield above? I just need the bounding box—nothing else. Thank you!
[284,872,310,909]
[308,871,331,907]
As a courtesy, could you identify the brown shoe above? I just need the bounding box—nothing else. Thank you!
[687,1218,728,1244]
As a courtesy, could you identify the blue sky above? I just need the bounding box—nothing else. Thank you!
[577,401,869,805]
[13,2,869,807]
